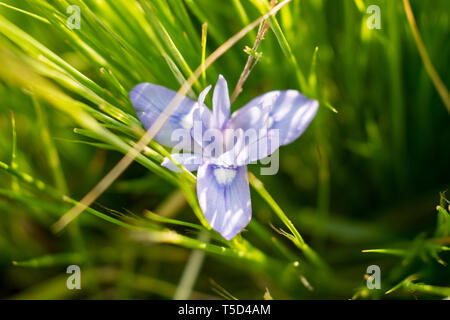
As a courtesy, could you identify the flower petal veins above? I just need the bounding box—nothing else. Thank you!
[197,163,251,240]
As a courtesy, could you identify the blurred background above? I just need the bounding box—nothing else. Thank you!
[0,0,449,299]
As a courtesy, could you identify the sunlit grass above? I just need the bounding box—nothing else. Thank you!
[0,0,448,299]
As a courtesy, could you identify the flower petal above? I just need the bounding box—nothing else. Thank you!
[212,75,230,130]
[197,163,251,240]
[191,85,213,150]
[198,84,212,108]
[215,128,245,166]
[230,90,319,146]
[130,83,198,148]
[161,153,205,172]
[229,94,273,132]
[235,129,280,165]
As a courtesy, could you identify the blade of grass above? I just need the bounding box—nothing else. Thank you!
[12,252,85,267]
[173,230,209,299]
[0,1,49,23]
[9,111,19,192]
[250,0,308,92]
[32,97,68,194]
[403,0,450,113]
[248,173,328,271]
[201,22,208,85]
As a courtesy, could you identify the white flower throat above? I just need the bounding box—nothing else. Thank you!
[213,167,237,185]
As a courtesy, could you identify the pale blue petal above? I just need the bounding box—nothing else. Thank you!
[212,75,230,130]
[198,84,212,108]
[230,90,319,146]
[216,128,245,166]
[197,163,251,240]
[129,83,198,148]
[269,91,318,145]
[235,129,280,165]
[229,95,272,132]
[161,153,205,172]
[191,86,213,149]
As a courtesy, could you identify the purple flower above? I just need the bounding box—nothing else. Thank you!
[130,75,318,240]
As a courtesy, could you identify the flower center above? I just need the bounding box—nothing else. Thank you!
[213,167,237,185]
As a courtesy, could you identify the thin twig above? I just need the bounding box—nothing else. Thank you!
[231,0,276,103]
